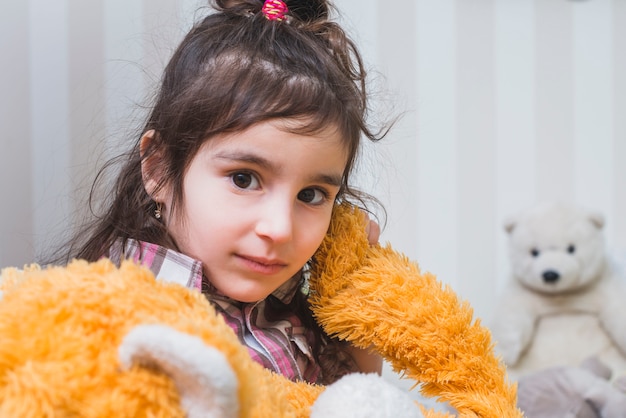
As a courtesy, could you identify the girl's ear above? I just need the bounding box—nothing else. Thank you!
[140,130,168,202]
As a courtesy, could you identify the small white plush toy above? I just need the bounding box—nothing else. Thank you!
[311,373,423,418]
[490,202,626,381]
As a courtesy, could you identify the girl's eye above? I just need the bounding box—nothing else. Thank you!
[231,172,259,190]
[297,188,327,205]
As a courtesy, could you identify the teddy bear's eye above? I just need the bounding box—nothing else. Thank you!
[567,245,576,254]
[530,248,540,257]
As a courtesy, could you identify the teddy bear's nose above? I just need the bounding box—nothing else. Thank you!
[542,270,560,284]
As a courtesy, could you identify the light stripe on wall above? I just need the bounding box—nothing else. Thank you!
[573,0,614,235]
[29,0,71,259]
[0,2,32,267]
[414,0,458,287]
[456,0,497,318]
[336,0,383,215]
[534,0,575,202]
[377,0,419,259]
[494,0,536,290]
[142,0,187,89]
[104,0,145,157]
[67,0,106,224]
[613,0,626,254]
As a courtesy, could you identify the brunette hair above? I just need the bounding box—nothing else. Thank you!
[56,0,388,384]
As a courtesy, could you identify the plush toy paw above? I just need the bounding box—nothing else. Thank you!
[491,322,531,366]
[517,356,626,418]
[598,297,626,357]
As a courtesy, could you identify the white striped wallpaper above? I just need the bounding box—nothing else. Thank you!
[341,0,626,321]
[1,0,625,325]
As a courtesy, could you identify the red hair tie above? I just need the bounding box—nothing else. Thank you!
[262,0,288,21]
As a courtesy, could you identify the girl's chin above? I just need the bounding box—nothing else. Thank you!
[217,283,275,303]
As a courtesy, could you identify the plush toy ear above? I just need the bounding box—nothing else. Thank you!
[503,217,517,234]
[588,211,605,229]
[119,324,239,418]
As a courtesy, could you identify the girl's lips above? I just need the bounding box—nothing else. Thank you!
[236,254,287,275]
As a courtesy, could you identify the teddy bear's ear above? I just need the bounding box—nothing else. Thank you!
[119,324,239,418]
[503,217,517,234]
[588,212,605,230]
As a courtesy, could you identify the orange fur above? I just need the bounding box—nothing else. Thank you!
[309,204,522,417]
[0,204,521,417]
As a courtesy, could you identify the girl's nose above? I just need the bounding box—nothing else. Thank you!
[255,200,294,243]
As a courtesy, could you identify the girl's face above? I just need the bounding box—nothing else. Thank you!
[163,120,348,302]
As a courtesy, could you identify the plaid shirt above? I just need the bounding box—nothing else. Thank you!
[108,239,321,383]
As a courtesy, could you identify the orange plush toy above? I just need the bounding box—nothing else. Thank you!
[0,204,522,417]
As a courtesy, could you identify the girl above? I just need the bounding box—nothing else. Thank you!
[58,0,388,385]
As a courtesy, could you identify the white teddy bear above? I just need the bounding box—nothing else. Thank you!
[490,202,626,381]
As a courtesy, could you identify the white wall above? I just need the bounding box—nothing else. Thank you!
[339,0,626,322]
[1,0,625,322]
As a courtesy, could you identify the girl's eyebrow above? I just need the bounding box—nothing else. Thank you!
[213,150,343,187]
[213,150,270,169]
[313,172,343,188]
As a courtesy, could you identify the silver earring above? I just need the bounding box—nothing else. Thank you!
[300,262,311,296]
[155,202,162,219]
